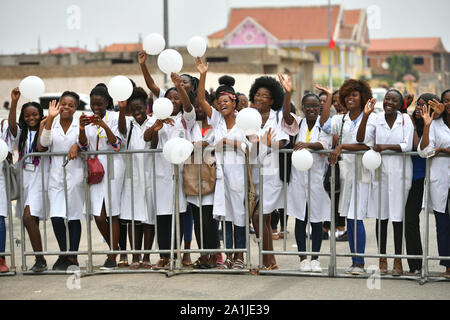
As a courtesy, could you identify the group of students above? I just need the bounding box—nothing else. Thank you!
[0,51,449,279]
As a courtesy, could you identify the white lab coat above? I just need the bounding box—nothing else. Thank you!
[40,120,85,221]
[13,128,49,219]
[0,119,14,218]
[251,109,289,214]
[120,116,156,224]
[186,122,215,207]
[331,112,376,220]
[418,117,450,213]
[83,110,124,217]
[209,108,249,227]
[364,112,414,222]
[285,116,332,222]
[154,110,195,215]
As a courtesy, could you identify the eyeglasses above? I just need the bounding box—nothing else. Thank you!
[255,93,272,100]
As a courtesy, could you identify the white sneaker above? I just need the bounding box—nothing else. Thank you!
[351,265,365,275]
[345,264,355,274]
[310,260,322,273]
[300,259,312,272]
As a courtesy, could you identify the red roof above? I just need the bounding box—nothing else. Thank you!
[46,46,89,54]
[102,43,143,52]
[342,9,361,26]
[368,38,445,53]
[210,6,341,41]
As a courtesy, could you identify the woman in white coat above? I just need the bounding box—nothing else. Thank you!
[0,116,14,273]
[195,58,248,270]
[118,87,157,269]
[78,84,123,270]
[328,79,377,275]
[248,76,289,270]
[38,92,85,271]
[357,89,414,276]
[144,73,196,270]
[418,93,450,279]
[8,88,49,272]
[279,75,332,272]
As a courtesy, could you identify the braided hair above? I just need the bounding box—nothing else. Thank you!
[18,102,44,160]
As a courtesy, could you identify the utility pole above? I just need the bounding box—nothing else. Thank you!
[328,0,332,90]
[163,0,169,89]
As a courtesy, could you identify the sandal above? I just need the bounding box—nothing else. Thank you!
[152,258,170,270]
[141,261,152,269]
[232,259,245,270]
[218,258,233,270]
[129,261,141,270]
[263,264,279,270]
[118,260,129,268]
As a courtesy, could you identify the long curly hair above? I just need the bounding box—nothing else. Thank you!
[249,76,285,111]
[339,79,372,110]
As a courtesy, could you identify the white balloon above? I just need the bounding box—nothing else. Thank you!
[143,33,166,55]
[19,76,45,100]
[170,138,193,164]
[0,139,8,162]
[292,149,313,171]
[362,149,382,170]
[153,97,173,119]
[157,49,183,74]
[187,36,207,57]
[236,108,262,135]
[107,76,133,101]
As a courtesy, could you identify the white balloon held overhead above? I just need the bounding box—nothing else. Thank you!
[153,97,173,120]
[143,33,166,55]
[187,36,207,57]
[19,76,45,100]
[362,149,382,170]
[163,137,193,164]
[292,149,313,171]
[157,49,183,75]
[0,139,8,162]
[236,107,262,135]
[107,76,133,101]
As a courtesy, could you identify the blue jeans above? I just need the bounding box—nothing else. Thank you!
[0,217,5,258]
[434,204,450,268]
[295,218,323,260]
[347,218,366,265]
[225,221,246,249]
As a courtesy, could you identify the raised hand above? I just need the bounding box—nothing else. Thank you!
[278,73,292,93]
[261,127,277,148]
[195,57,209,75]
[48,100,61,118]
[405,93,414,108]
[79,112,91,128]
[118,100,127,110]
[421,104,434,127]
[11,87,21,101]
[429,98,444,115]
[138,50,147,65]
[363,98,377,116]
[314,84,332,96]
[39,116,48,130]
[171,72,181,87]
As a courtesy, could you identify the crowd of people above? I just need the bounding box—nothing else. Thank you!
[0,51,448,279]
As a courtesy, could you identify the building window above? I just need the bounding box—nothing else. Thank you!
[309,51,321,63]
[19,61,40,65]
[413,56,424,65]
[263,64,277,74]
[111,59,133,64]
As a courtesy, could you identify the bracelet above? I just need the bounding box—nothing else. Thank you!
[111,137,122,151]
[77,141,88,152]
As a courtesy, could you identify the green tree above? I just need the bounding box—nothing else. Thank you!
[387,54,419,82]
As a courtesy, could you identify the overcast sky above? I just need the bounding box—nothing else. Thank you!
[1,0,449,54]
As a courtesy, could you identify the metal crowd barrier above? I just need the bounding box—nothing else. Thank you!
[4,146,449,283]
[256,149,449,284]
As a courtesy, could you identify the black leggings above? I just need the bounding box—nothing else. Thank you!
[156,214,186,259]
[51,217,81,260]
[375,219,403,255]
[404,178,424,272]
[192,205,217,255]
